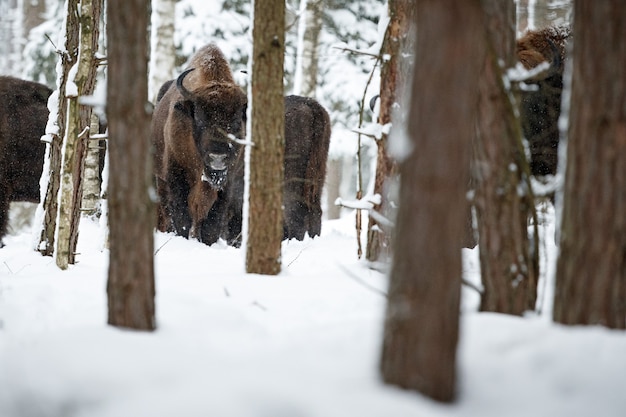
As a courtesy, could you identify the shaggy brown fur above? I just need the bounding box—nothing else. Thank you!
[0,76,51,246]
[152,44,247,245]
[516,26,571,178]
[283,95,331,240]
[224,95,332,245]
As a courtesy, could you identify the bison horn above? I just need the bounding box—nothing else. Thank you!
[176,68,195,100]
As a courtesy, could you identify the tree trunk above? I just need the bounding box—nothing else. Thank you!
[553,0,626,329]
[80,114,102,216]
[325,157,342,220]
[365,0,413,263]
[21,0,46,36]
[293,0,323,98]
[380,0,484,403]
[36,0,80,256]
[106,0,155,331]
[54,0,102,269]
[245,0,285,275]
[148,0,176,103]
[473,0,539,315]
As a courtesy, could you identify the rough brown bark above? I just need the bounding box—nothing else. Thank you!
[473,0,539,315]
[365,0,413,263]
[553,0,626,329]
[246,0,285,275]
[106,0,156,330]
[380,0,484,403]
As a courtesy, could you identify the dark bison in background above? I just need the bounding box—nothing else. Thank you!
[516,26,571,178]
[152,43,247,245]
[282,95,331,240]
[0,76,51,247]
[223,95,331,246]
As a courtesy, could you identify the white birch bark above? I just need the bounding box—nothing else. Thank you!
[148,0,176,103]
[55,0,99,269]
[292,0,323,97]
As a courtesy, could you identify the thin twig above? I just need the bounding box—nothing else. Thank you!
[154,235,174,256]
[337,263,388,297]
[332,45,380,59]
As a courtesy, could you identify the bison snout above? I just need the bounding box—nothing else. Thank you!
[208,153,228,171]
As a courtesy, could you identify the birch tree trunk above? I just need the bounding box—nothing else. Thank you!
[36,0,80,256]
[148,0,176,103]
[380,0,484,403]
[55,0,102,269]
[246,0,285,275]
[473,0,539,315]
[293,0,323,98]
[106,0,155,331]
[80,114,102,216]
[553,0,626,329]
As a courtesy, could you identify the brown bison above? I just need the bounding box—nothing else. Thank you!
[152,44,247,245]
[0,76,51,247]
[282,95,331,240]
[223,95,332,245]
[516,26,571,178]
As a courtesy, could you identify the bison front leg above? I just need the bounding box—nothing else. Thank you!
[188,182,217,241]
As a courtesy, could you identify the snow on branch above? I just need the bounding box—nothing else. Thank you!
[336,194,394,231]
[506,61,550,83]
[351,122,392,141]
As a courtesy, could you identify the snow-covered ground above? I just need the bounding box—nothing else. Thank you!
[1,210,625,417]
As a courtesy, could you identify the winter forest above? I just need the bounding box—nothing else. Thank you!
[1,0,626,416]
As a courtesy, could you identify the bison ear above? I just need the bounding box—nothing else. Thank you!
[174,100,194,119]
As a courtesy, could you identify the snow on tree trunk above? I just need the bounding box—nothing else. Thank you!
[553,0,626,329]
[472,0,539,315]
[54,0,102,269]
[246,0,285,276]
[148,0,175,103]
[36,0,80,257]
[365,0,413,263]
[380,0,484,403]
[106,0,155,331]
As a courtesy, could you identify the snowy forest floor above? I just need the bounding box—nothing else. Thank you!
[1,206,625,417]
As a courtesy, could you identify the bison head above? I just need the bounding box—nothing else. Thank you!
[175,68,247,190]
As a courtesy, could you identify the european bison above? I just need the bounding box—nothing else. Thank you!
[0,76,51,247]
[283,95,331,240]
[152,44,247,245]
[517,26,571,178]
[224,95,332,245]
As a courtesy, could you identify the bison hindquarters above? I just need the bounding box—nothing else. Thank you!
[283,95,331,240]
[0,76,51,246]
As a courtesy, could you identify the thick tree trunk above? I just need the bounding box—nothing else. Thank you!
[380,0,484,403]
[106,0,155,330]
[553,0,626,329]
[473,0,539,315]
[246,0,285,276]
[366,0,413,263]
